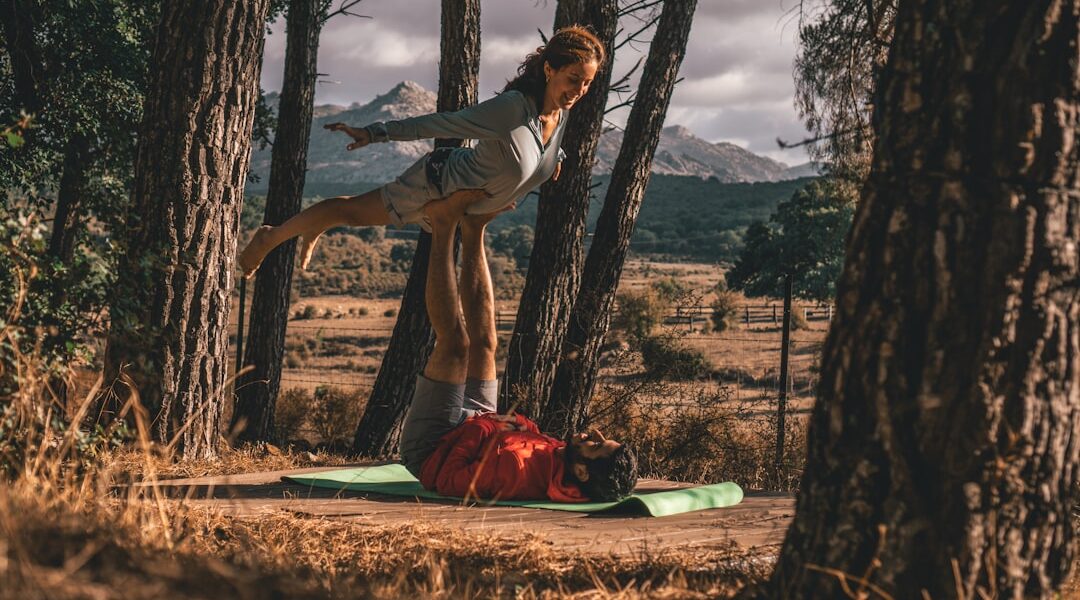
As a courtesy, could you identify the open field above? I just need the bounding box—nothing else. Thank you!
[226,259,827,421]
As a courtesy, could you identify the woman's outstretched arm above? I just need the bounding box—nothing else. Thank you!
[365,91,523,143]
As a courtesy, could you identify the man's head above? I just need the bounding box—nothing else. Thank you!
[563,429,638,501]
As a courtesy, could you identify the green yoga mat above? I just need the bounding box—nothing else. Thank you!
[283,464,743,516]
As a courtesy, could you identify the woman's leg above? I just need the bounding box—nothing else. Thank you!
[238,188,392,278]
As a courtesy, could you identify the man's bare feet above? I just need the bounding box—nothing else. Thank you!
[423,188,489,230]
[238,225,275,279]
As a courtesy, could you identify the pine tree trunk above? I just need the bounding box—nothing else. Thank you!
[351,0,480,457]
[100,0,269,459]
[231,0,321,444]
[766,1,1080,597]
[500,0,618,418]
[544,0,696,438]
[49,133,89,264]
[0,0,43,115]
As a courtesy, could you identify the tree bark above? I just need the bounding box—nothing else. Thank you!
[352,0,480,456]
[544,0,696,438]
[500,0,618,418]
[766,1,1080,597]
[231,0,321,444]
[0,0,43,116]
[100,0,269,459]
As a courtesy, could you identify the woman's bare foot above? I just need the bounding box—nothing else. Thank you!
[238,225,275,279]
[423,189,489,230]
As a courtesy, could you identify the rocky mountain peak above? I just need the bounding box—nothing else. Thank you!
[249,81,818,188]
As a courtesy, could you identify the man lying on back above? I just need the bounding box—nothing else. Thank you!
[398,190,638,502]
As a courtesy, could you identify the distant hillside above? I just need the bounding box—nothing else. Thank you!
[246,175,816,264]
[249,81,818,189]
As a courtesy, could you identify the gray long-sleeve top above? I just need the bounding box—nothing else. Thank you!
[364,90,567,218]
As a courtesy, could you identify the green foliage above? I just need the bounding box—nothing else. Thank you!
[273,388,310,442]
[309,386,364,445]
[651,277,689,303]
[709,281,740,332]
[728,178,856,301]
[612,288,669,342]
[640,336,710,381]
[488,224,534,270]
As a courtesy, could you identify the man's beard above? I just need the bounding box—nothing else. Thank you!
[562,435,584,486]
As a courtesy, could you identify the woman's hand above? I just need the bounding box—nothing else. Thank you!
[323,122,371,151]
[552,161,562,181]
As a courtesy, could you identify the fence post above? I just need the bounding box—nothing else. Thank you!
[772,304,777,325]
[775,273,793,482]
[744,305,750,326]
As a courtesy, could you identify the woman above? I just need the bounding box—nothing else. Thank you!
[239,25,605,278]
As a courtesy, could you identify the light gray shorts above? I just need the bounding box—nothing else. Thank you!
[399,375,498,477]
[379,153,439,228]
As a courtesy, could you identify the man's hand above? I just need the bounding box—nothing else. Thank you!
[552,161,562,181]
[463,201,514,229]
[323,122,371,151]
[488,413,524,432]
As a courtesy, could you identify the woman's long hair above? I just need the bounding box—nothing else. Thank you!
[503,25,606,112]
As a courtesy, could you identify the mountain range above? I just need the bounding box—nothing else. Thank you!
[248,81,818,189]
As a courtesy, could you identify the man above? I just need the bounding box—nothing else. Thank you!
[400,190,638,502]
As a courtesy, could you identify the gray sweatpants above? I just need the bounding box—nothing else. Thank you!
[399,375,498,477]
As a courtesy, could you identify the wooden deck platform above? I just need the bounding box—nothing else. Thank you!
[143,466,795,556]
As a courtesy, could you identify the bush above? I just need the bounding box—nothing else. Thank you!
[651,277,688,303]
[300,305,318,320]
[640,336,710,381]
[356,306,370,316]
[710,283,740,333]
[382,308,397,318]
[309,386,364,445]
[613,288,669,343]
[284,351,303,369]
[274,388,309,442]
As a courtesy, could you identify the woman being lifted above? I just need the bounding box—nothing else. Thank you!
[238,26,605,278]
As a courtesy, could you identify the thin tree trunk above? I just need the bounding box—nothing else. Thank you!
[501,0,618,418]
[352,0,480,456]
[766,1,1080,597]
[49,133,89,264]
[545,0,696,438]
[231,0,321,444]
[0,0,43,116]
[100,0,269,458]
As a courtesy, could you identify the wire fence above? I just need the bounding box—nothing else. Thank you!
[227,305,829,403]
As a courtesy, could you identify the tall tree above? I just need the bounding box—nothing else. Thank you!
[767,1,1080,597]
[100,0,270,458]
[351,0,480,456]
[500,0,618,417]
[543,0,696,437]
[231,0,322,443]
[791,0,896,177]
[727,177,856,302]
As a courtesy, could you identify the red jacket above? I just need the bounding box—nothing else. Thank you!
[419,413,587,502]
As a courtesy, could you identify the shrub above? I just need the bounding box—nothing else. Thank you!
[356,306,370,316]
[613,288,669,343]
[310,386,364,445]
[710,285,740,333]
[640,336,710,381]
[284,351,303,369]
[651,277,688,303]
[300,305,318,320]
[383,308,397,318]
[274,388,309,442]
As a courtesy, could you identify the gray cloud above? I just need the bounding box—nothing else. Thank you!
[261,0,811,164]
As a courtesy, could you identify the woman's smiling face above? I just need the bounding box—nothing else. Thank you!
[543,59,599,110]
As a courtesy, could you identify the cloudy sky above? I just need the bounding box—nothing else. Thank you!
[260,0,811,165]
